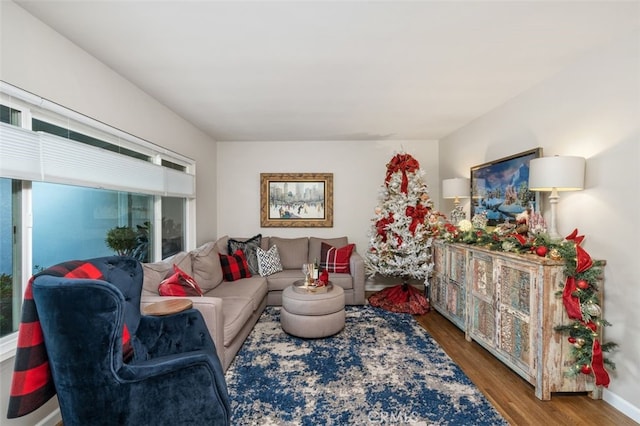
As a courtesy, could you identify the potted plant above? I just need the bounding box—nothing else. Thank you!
[0,273,13,335]
[105,226,137,257]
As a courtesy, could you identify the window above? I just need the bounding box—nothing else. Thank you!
[162,197,185,258]
[0,83,197,343]
[32,183,154,269]
[0,178,21,338]
[0,104,21,126]
[32,118,151,162]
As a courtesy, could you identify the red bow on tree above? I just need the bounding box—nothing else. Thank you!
[385,154,419,194]
[405,204,429,235]
[375,213,395,242]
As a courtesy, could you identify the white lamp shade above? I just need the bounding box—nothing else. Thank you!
[442,177,470,199]
[529,156,585,191]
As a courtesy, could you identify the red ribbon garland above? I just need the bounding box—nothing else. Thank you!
[562,276,583,320]
[565,228,585,245]
[385,154,420,194]
[591,339,610,387]
[566,229,593,273]
[562,229,610,387]
[509,233,527,245]
[574,245,593,273]
[405,204,429,235]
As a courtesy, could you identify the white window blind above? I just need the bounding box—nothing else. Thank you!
[0,122,195,197]
[0,123,41,181]
[164,167,196,197]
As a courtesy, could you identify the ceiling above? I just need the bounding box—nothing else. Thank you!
[14,1,640,142]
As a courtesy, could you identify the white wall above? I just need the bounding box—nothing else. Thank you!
[0,2,219,424]
[439,32,640,421]
[216,140,439,271]
[0,1,219,245]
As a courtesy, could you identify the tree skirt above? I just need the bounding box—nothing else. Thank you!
[368,283,430,315]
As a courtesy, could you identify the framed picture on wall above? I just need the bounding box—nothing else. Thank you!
[260,173,333,227]
[470,148,542,226]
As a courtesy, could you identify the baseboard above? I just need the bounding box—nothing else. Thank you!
[35,408,61,426]
[604,389,640,423]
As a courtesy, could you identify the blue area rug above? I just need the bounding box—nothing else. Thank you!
[225,306,507,425]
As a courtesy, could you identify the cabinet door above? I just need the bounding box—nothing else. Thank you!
[431,274,446,310]
[468,251,496,347]
[430,242,446,311]
[496,260,536,378]
[444,245,467,329]
[433,240,445,275]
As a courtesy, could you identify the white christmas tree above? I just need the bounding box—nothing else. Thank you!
[365,152,443,287]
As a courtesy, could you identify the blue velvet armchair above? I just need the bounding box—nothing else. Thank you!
[30,256,230,425]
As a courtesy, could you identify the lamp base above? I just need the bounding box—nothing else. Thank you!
[450,205,466,225]
[546,189,562,241]
[548,231,562,242]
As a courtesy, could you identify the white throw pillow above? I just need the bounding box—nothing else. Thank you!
[256,245,283,276]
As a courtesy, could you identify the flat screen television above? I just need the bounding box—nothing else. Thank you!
[470,148,542,227]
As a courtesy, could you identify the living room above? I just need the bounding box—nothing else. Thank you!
[1,1,639,424]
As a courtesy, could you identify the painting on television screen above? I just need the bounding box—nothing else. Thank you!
[470,148,542,226]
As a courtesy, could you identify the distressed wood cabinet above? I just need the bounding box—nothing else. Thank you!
[431,240,604,400]
[431,242,467,330]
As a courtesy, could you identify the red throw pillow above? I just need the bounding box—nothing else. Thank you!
[320,242,355,273]
[158,264,204,296]
[219,249,252,281]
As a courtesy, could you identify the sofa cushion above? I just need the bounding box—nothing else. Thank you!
[142,251,192,296]
[228,234,262,276]
[256,245,283,276]
[324,273,354,290]
[269,237,308,269]
[219,249,252,281]
[209,277,267,312]
[309,237,348,264]
[215,235,230,255]
[321,242,355,273]
[220,297,254,347]
[264,270,306,292]
[191,242,224,292]
[260,237,270,250]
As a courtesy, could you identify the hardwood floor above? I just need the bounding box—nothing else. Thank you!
[413,308,636,426]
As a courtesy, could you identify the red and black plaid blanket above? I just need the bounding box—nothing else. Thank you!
[6,260,132,419]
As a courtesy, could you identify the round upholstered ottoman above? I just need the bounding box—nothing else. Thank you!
[281,284,345,338]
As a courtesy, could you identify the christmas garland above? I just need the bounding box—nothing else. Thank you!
[439,220,617,387]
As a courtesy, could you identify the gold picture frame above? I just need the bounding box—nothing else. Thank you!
[260,173,333,227]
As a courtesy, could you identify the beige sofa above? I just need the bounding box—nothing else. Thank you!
[140,235,365,371]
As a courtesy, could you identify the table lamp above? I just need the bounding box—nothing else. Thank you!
[528,155,585,241]
[443,177,470,224]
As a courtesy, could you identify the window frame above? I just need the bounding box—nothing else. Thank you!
[0,83,197,357]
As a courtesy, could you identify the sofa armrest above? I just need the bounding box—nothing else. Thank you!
[141,295,225,365]
[349,251,366,305]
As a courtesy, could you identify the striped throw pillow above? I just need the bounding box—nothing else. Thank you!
[320,242,355,273]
